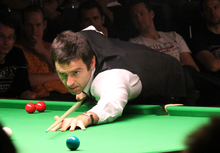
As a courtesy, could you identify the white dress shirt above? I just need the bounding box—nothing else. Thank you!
[83,68,142,124]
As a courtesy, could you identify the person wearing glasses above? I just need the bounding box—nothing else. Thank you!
[0,12,36,99]
[14,5,73,100]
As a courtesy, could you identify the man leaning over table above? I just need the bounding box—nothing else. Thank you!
[49,28,195,132]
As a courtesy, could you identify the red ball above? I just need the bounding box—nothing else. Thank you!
[36,101,46,112]
[25,102,35,113]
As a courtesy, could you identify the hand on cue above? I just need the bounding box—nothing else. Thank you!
[45,99,85,132]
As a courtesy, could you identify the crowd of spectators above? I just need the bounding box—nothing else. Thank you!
[1,0,220,106]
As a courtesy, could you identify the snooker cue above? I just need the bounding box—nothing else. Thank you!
[45,99,84,132]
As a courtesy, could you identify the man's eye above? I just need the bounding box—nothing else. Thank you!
[204,8,211,12]
[59,73,67,77]
[74,71,79,75]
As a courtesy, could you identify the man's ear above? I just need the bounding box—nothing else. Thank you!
[101,15,105,25]
[90,55,96,70]
[150,10,155,19]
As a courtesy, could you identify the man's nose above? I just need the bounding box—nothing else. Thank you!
[66,75,75,86]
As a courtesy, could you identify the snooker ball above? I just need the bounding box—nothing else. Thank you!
[36,101,46,112]
[2,127,12,138]
[66,136,80,150]
[25,102,35,113]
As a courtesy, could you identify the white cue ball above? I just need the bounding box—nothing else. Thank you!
[3,127,12,138]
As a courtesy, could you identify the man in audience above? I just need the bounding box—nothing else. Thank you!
[0,13,36,99]
[190,0,220,105]
[77,0,117,38]
[15,5,73,100]
[192,0,220,77]
[129,0,220,105]
[129,0,199,71]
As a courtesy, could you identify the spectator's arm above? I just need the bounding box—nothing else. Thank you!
[180,52,200,71]
[196,50,220,72]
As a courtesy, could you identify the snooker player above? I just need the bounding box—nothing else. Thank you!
[50,29,195,131]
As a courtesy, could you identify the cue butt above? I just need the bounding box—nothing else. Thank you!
[45,100,84,132]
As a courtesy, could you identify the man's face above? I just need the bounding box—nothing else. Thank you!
[202,0,220,25]
[23,11,46,41]
[130,2,154,32]
[80,7,105,31]
[55,56,96,95]
[0,23,16,55]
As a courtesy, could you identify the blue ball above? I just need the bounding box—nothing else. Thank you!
[66,136,80,150]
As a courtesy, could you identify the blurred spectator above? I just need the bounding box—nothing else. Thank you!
[184,116,220,153]
[15,5,74,101]
[95,0,134,41]
[0,123,17,153]
[2,0,65,21]
[0,2,23,40]
[129,0,199,71]
[190,0,220,105]
[129,0,220,106]
[1,0,82,42]
[192,0,220,77]
[77,0,117,38]
[149,0,202,44]
[0,12,36,99]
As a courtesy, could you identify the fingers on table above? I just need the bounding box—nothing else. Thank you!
[61,120,72,132]
[51,116,62,132]
[69,120,86,131]
[51,122,62,131]
[69,121,78,131]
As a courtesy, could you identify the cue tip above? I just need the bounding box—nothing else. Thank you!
[46,130,48,133]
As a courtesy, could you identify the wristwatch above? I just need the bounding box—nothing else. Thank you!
[82,112,94,125]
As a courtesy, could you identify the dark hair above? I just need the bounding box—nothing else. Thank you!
[51,30,94,70]
[0,123,17,153]
[128,0,153,12]
[200,0,206,12]
[0,12,16,30]
[21,4,45,23]
[199,0,220,12]
[77,0,105,22]
[185,116,220,153]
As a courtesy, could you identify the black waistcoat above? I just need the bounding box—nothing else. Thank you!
[80,31,194,104]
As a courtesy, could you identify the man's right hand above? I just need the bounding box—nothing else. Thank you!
[76,92,87,101]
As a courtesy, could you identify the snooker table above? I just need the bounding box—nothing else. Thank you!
[1,99,220,153]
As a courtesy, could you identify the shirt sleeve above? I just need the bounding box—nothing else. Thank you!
[88,69,142,124]
[174,32,191,54]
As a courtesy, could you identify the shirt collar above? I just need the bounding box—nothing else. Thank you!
[83,67,95,96]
